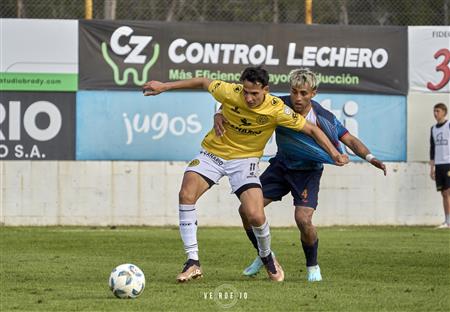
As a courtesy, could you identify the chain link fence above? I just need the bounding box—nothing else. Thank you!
[1,0,449,25]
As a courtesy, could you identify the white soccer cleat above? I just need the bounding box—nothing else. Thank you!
[306,265,322,282]
[435,222,450,229]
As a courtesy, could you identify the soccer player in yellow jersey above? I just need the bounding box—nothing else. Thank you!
[143,67,348,283]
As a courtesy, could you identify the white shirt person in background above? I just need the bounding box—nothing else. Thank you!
[430,102,450,229]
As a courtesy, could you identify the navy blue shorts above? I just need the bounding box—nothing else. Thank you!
[260,158,323,209]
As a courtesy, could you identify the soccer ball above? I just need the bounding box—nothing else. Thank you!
[109,263,145,299]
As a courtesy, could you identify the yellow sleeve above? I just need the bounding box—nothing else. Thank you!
[208,80,229,103]
[276,105,306,131]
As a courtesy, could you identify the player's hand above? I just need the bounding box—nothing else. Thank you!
[333,153,349,166]
[142,80,167,96]
[370,158,387,176]
[430,169,435,181]
[214,112,228,136]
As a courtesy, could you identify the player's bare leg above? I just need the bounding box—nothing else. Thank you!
[437,188,450,228]
[239,189,283,281]
[295,206,317,244]
[240,199,275,276]
[176,172,210,282]
[295,206,322,281]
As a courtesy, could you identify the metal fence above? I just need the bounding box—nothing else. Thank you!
[1,0,449,25]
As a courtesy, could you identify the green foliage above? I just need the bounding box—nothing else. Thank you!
[1,226,449,311]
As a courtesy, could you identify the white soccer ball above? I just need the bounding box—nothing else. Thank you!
[109,263,145,299]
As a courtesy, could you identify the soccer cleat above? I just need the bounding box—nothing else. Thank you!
[242,252,275,276]
[263,255,284,282]
[176,259,203,282]
[306,265,322,282]
[243,256,263,276]
[435,222,450,229]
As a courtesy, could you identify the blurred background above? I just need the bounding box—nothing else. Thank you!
[1,0,448,25]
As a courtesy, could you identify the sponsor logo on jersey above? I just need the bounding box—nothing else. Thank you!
[291,112,300,125]
[256,115,269,125]
[211,81,222,93]
[229,123,262,136]
[284,106,293,115]
[271,98,280,106]
[231,106,241,114]
[239,118,252,126]
[233,85,243,93]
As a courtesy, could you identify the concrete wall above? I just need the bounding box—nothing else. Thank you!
[1,160,443,226]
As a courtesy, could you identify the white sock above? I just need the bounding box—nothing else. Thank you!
[252,221,271,258]
[445,214,450,225]
[179,204,198,260]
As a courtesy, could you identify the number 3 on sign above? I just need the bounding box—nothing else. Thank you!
[427,48,450,91]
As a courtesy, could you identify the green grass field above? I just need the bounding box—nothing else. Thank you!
[1,226,449,311]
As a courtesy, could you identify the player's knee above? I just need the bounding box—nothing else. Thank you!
[178,188,197,204]
[246,213,266,227]
[295,214,312,230]
[442,188,450,197]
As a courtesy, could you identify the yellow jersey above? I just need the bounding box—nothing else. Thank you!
[201,80,306,160]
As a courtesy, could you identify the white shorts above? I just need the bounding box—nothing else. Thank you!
[185,149,261,194]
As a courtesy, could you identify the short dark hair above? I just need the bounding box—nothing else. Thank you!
[240,67,269,87]
[434,103,448,114]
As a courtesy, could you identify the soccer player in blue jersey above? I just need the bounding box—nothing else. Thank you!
[214,68,386,281]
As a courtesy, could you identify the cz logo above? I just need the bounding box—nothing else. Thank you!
[102,26,160,86]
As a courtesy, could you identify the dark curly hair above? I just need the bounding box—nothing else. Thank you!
[240,66,269,87]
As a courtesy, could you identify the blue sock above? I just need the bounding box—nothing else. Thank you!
[301,239,319,267]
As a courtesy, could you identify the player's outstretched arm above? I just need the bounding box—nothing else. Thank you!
[340,133,387,176]
[143,78,212,96]
[301,122,349,166]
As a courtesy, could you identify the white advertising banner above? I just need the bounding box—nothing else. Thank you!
[409,26,450,93]
[0,19,78,91]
